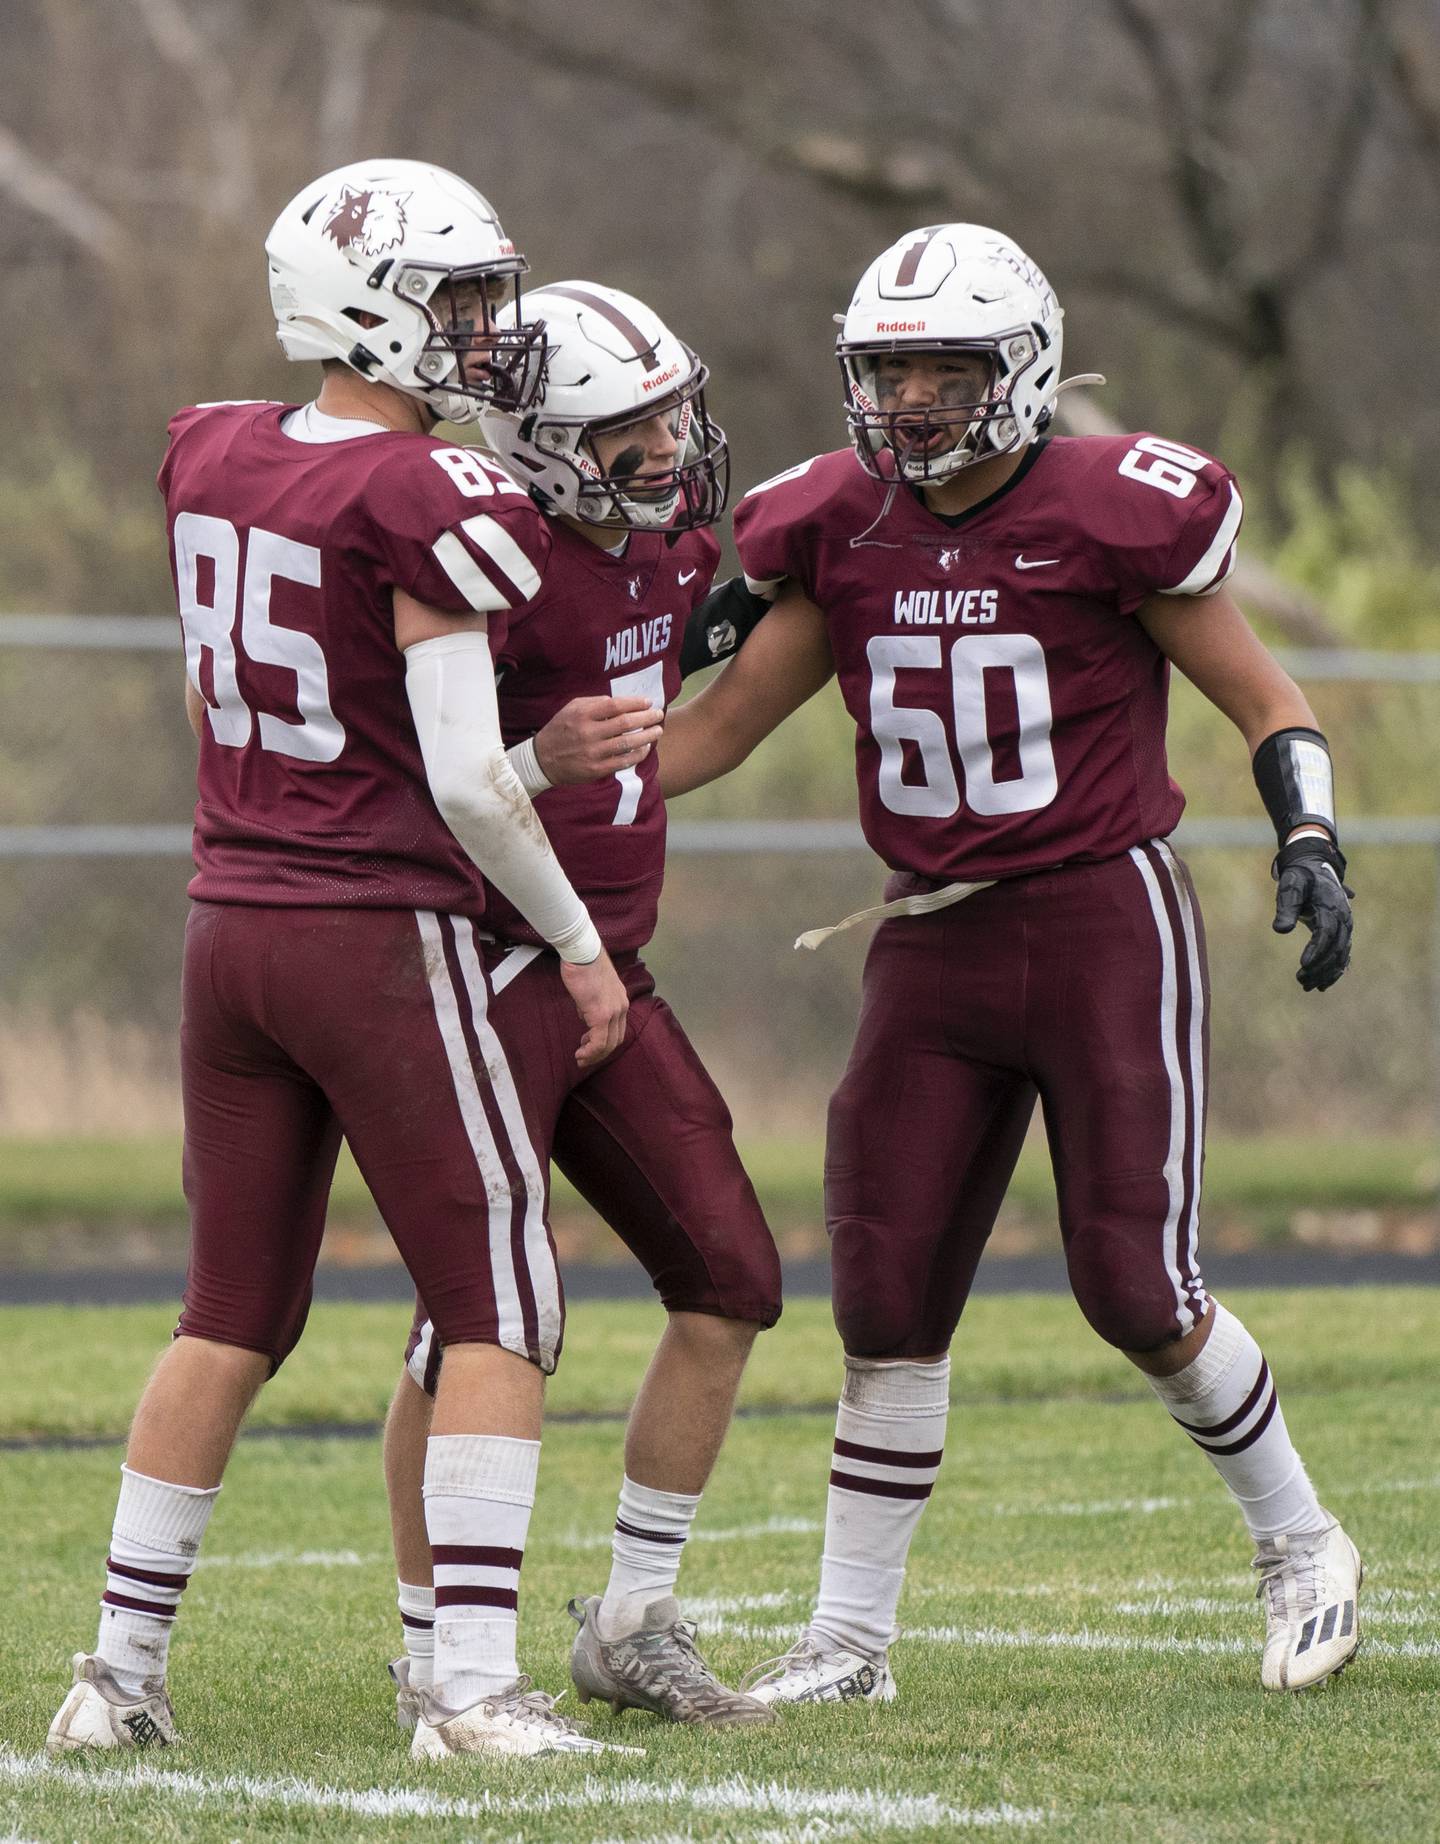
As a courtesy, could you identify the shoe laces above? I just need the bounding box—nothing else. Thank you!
[1252,1532,1326,1620]
[487,1675,584,1736]
[740,1627,829,1693]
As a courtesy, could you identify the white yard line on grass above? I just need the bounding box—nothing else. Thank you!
[0,1751,1044,1833]
[555,1515,820,1551]
[707,1621,1440,1658]
[196,1549,378,1570]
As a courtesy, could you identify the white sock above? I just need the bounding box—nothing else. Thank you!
[397,1580,435,1690]
[811,1356,949,1655]
[423,1433,537,1708]
[599,1476,700,1637]
[96,1466,219,1694]
[1145,1302,1326,1541]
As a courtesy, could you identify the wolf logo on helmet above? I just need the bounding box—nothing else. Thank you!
[266,158,547,421]
[322,186,409,258]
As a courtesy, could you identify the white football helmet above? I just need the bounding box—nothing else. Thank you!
[264,158,546,423]
[838,224,1070,482]
[479,281,728,531]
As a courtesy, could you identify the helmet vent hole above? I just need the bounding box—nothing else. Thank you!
[300,195,323,225]
[1034,367,1054,391]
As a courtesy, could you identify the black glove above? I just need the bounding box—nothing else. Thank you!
[1271,836,1353,993]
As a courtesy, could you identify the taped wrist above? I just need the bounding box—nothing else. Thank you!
[678,576,773,678]
[1252,727,1338,849]
[506,735,552,798]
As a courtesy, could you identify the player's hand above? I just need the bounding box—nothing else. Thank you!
[1272,836,1353,992]
[560,947,629,1068]
[533,696,665,787]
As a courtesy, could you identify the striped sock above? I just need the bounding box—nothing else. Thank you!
[423,1433,537,1708]
[599,1476,700,1637]
[397,1580,435,1691]
[811,1356,949,1656]
[96,1466,219,1695]
[1145,1302,1325,1540]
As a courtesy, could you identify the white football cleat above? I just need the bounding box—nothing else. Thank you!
[388,1655,423,1732]
[46,1653,178,1754]
[410,1674,645,1759]
[1254,1515,1363,1692]
[741,1628,896,1707]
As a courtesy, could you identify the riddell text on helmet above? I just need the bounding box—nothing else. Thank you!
[875,320,928,333]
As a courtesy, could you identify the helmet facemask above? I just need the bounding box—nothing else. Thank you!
[525,362,729,531]
[840,327,1054,483]
[397,261,549,419]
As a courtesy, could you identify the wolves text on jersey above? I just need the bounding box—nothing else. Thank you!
[893,588,998,627]
[605,613,673,672]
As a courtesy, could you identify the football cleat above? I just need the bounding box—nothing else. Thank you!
[741,1628,897,1707]
[388,1655,423,1733]
[568,1594,775,1727]
[45,1652,178,1755]
[409,1674,645,1759]
[1254,1515,1363,1691]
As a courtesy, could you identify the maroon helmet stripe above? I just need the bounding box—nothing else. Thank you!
[832,1438,942,1469]
[540,284,660,371]
[894,227,943,288]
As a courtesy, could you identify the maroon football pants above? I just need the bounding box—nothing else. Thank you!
[179,902,576,1372]
[825,840,1210,1359]
[405,938,782,1393]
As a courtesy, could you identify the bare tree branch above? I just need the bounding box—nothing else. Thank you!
[0,120,124,265]
[1275,0,1387,293]
[311,0,385,164]
[133,0,256,219]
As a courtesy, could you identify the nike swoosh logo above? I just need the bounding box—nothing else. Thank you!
[678,568,699,584]
[1015,555,1060,570]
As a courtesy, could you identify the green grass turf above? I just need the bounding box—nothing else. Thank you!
[1,1292,1438,1842]
[1,1133,1437,1230]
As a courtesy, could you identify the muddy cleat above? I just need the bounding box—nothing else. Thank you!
[741,1627,896,1707]
[45,1653,178,1755]
[1254,1515,1363,1692]
[410,1674,645,1759]
[389,1655,423,1732]
[568,1594,775,1728]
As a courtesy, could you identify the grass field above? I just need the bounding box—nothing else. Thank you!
[2,1290,1438,1842]
[2,1133,1437,1236]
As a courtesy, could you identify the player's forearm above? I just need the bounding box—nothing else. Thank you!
[405,632,600,963]
[658,694,756,798]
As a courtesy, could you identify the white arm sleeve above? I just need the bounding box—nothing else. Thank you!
[404,631,601,964]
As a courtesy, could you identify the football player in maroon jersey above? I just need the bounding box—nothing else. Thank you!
[658,225,1359,1704]
[379,281,779,1732]
[46,162,652,1765]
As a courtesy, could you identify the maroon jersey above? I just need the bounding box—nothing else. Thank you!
[484,521,721,953]
[159,401,552,915]
[732,433,1242,882]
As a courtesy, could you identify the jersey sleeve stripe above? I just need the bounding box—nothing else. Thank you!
[460,513,544,602]
[1161,481,1244,596]
[742,572,785,600]
[431,529,513,612]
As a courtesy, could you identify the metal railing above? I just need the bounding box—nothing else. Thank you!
[4,614,1439,1147]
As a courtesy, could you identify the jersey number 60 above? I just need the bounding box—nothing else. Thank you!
[867,632,1058,819]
